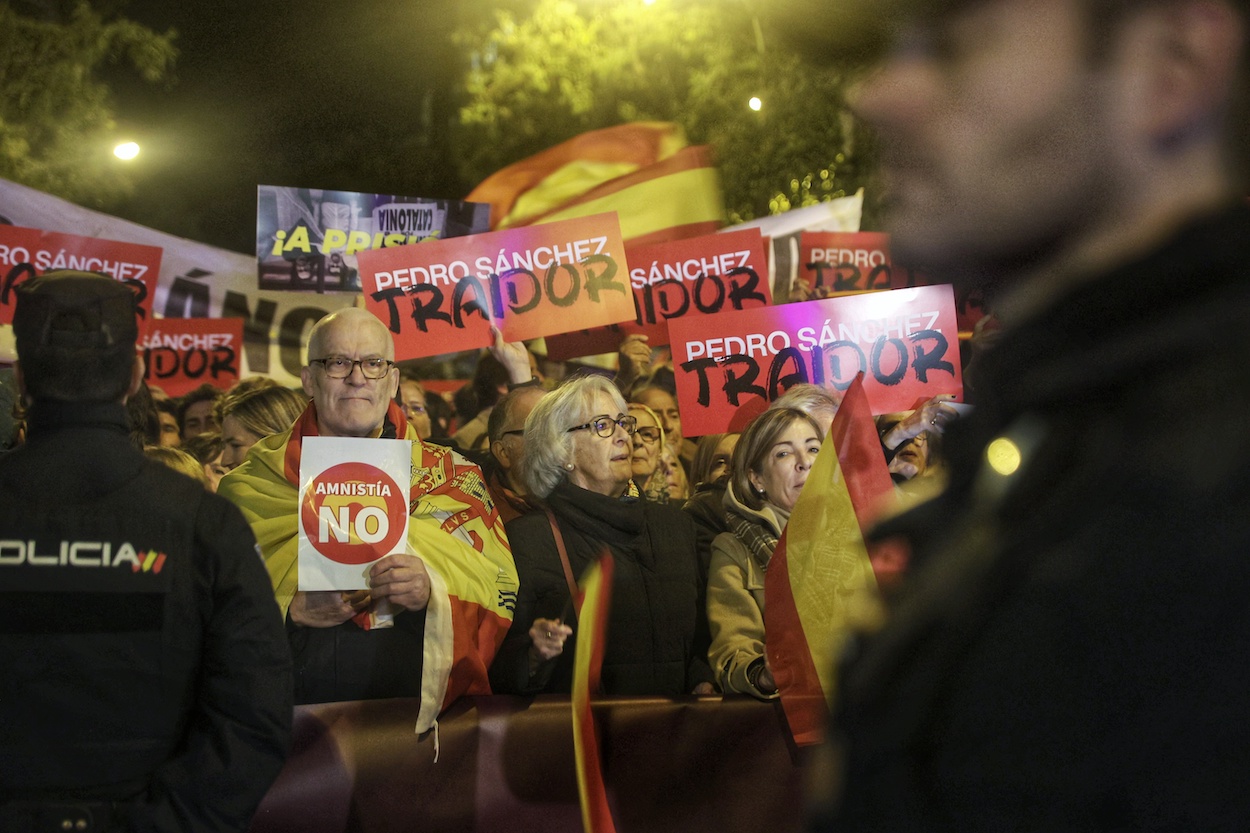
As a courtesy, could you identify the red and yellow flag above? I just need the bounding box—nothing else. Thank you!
[466,122,724,246]
[571,554,617,833]
[764,375,895,745]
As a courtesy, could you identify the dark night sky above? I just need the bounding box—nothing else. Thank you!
[106,0,476,255]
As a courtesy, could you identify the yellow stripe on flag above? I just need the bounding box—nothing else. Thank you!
[503,160,641,228]
[519,164,723,244]
[765,374,891,746]
[571,555,617,833]
[783,432,878,701]
[467,122,724,246]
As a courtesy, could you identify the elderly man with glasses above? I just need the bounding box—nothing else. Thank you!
[219,308,517,730]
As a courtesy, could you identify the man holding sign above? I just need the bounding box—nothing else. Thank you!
[220,308,516,730]
[813,0,1250,830]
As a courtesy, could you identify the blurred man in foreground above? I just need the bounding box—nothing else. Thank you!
[814,0,1250,829]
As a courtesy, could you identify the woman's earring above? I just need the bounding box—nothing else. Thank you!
[563,462,575,471]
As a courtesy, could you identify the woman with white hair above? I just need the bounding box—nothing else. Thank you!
[489,374,714,696]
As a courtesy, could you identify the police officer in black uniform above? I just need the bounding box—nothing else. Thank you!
[0,271,292,833]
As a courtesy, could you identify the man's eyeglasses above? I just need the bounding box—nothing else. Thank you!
[567,414,637,438]
[310,356,395,379]
[634,426,661,445]
[499,429,525,439]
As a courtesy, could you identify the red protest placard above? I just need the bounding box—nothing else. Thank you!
[545,228,772,360]
[798,231,921,295]
[0,225,162,332]
[669,285,964,437]
[798,231,989,332]
[139,317,244,397]
[357,213,634,360]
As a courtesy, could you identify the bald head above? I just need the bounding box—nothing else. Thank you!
[307,308,395,363]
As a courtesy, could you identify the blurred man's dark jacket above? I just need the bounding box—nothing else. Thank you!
[830,203,1250,832]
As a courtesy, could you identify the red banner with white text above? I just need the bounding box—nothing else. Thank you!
[139,316,244,397]
[545,227,770,360]
[668,285,964,436]
[0,224,161,333]
[358,213,633,360]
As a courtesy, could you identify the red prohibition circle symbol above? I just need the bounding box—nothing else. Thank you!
[300,462,406,565]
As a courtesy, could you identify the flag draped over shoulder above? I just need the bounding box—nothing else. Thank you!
[218,400,518,733]
[466,122,724,246]
[571,554,617,833]
[764,375,895,745]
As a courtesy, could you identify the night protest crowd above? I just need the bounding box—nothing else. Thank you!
[0,280,958,831]
[6,0,1250,830]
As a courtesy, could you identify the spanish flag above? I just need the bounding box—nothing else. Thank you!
[764,375,895,745]
[571,554,617,833]
[466,122,724,246]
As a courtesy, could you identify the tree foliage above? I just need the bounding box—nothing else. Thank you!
[451,0,879,225]
[0,2,176,207]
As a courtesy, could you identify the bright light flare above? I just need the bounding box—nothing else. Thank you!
[114,141,140,161]
[748,97,762,111]
[986,438,1022,477]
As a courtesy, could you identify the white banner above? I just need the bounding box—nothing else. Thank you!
[0,177,356,387]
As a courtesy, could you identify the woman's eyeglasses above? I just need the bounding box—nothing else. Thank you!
[634,427,661,444]
[567,414,637,438]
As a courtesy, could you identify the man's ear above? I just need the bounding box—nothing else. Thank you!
[1139,0,1244,145]
[491,439,512,470]
[125,355,145,401]
[301,365,315,398]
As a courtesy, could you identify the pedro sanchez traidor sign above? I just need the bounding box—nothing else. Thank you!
[669,285,965,436]
[0,224,161,332]
[357,213,634,359]
[545,226,772,360]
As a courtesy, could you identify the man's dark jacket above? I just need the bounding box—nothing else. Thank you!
[829,205,1250,832]
[0,401,292,832]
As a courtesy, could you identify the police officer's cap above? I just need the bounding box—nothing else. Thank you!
[13,270,139,361]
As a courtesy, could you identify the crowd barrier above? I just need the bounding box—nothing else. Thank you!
[250,694,808,833]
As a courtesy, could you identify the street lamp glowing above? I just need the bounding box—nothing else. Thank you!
[114,141,140,161]
[748,97,762,111]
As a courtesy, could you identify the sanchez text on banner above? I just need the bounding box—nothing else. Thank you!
[799,230,988,332]
[0,224,161,331]
[544,227,771,360]
[257,185,491,294]
[140,316,244,397]
[358,213,634,360]
[765,374,894,746]
[669,285,965,436]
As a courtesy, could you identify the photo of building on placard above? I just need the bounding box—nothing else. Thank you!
[256,186,491,293]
